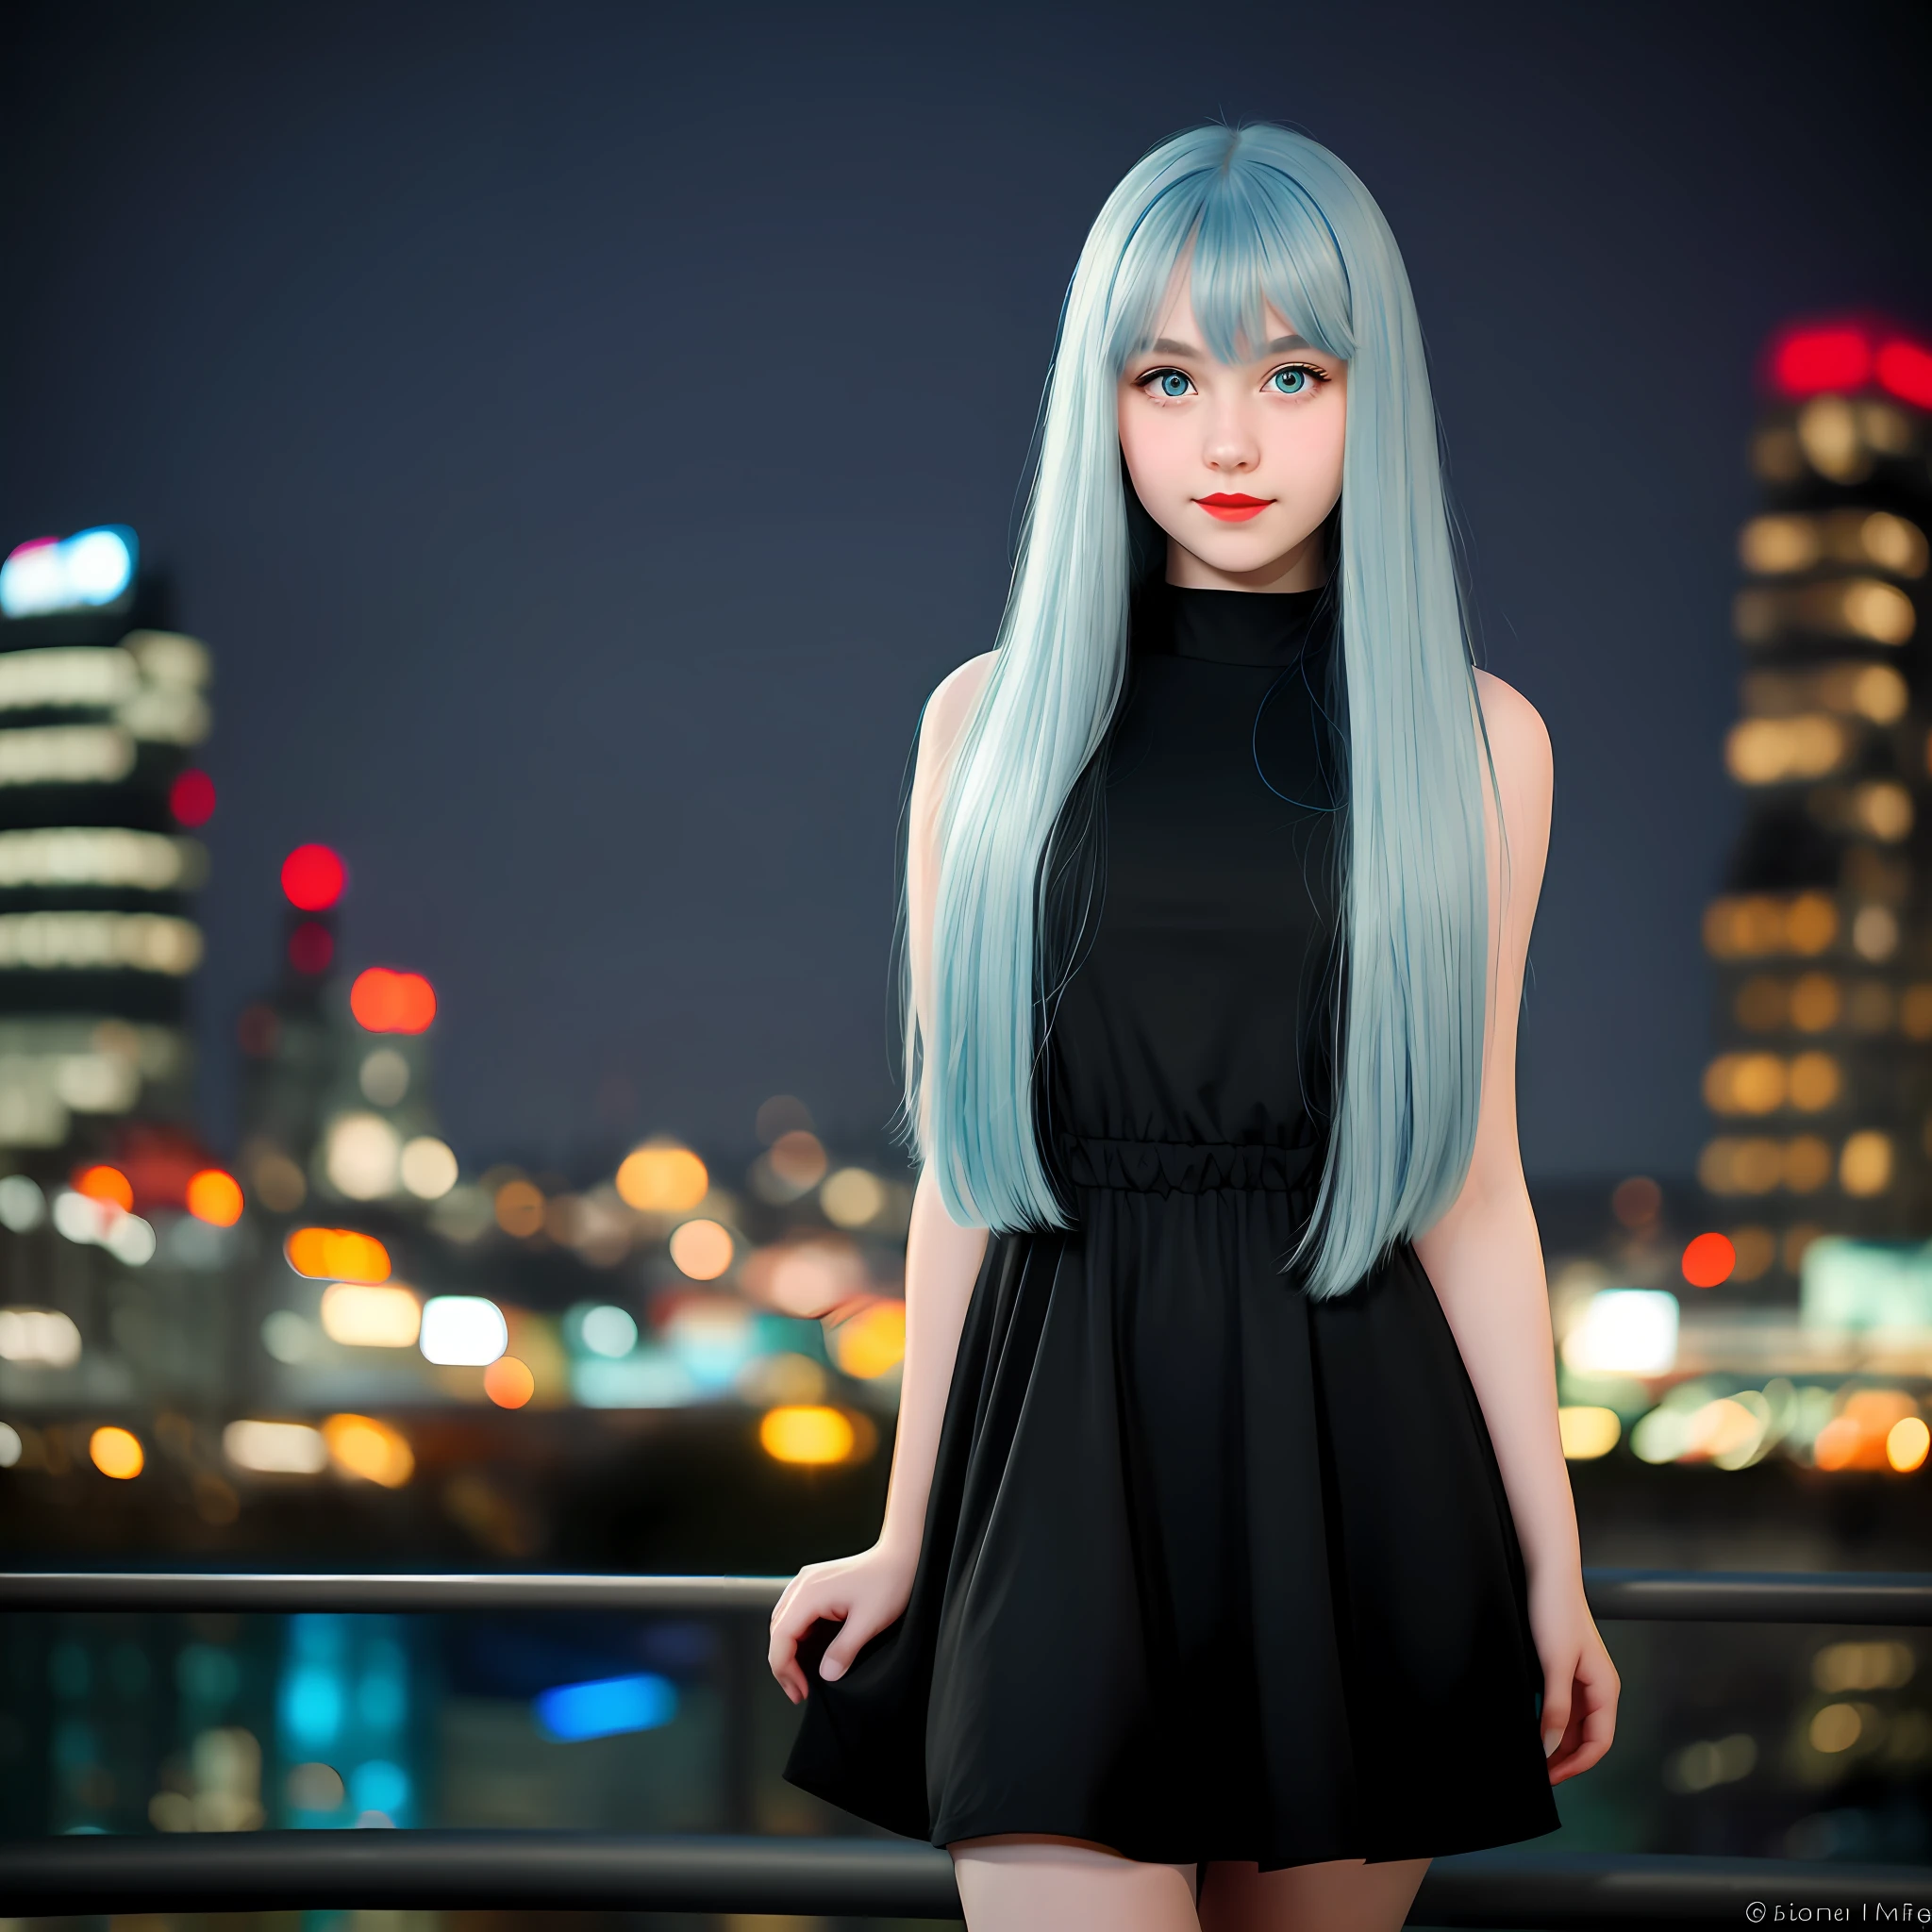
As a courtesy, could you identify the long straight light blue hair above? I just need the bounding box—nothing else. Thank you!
[906,122,1489,1298]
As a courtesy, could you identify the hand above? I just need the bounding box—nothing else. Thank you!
[1529,1571,1619,1785]
[767,1545,916,1706]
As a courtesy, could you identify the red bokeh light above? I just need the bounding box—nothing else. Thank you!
[1876,339,1932,411]
[1770,326,1871,397]
[281,843,346,911]
[73,1165,134,1212]
[350,968,437,1034]
[287,922,334,975]
[168,769,216,827]
[1681,1231,1737,1290]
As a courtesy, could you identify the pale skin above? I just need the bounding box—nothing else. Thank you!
[769,279,1618,1930]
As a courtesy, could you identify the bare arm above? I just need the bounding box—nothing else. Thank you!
[768,652,995,1703]
[1412,670,1618,1784]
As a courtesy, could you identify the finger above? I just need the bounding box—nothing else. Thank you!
[1540,1664,1574,1762]
[769,1570,811,1631]
[818,1610,882,1683]
[1550,1670,1618,1781]
[768,1596,841,1677]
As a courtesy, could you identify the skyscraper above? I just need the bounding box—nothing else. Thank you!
[1700,324,1932,1293]
[0,526,214,1174]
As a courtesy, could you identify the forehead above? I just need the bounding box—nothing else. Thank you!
[1142,278,1310,361]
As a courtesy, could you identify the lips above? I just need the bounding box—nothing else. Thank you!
[1195,493,1273,523]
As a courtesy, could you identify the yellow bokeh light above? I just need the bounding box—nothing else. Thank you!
[89,1424,143,1480]
[1840,1130,1894,1198]
[1557,1406,1621,1460]
[322,1413,414,1488]
[1856,782,1913,841]
[1724,714,1848,785]
[1887,1416,1930,1474]
[1704,1053,1786,1115]
[1815,1640,1915,1692]
[1787,1053,1842,1112]
[1843,579,1916,645]
[669,1218,734,1281]
[821,1167,887,1228]
[319,1282,421,1349]
[758,1404,859,1466]
[1809,1703,1864,1754]
[615,1143,708,1212]
[1740,513,1820,575]
[830,1300,908,1379]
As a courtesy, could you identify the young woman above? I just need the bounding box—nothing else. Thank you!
[768,121,1618,1932]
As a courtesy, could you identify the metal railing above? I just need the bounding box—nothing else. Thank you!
[4,1565,1931,1925]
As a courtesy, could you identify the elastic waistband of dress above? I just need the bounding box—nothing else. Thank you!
[1055,1133,1320,1198]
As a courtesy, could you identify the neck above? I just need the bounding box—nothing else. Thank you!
[1165,525,1329,594]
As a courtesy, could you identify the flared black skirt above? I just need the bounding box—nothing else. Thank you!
[784,1174,1560,1870]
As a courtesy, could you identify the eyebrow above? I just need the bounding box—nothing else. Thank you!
[1148,333,1316,358]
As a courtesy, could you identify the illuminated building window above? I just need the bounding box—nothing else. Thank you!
[1704,1054,1786,1115]
[1704,892,1837,960]
[0,724,135,787]
[1851,905,1899,961]
[1854,783,1913,841]
[1724,715,1850,784]
[1787,1053,1842,1112]
[1899,986,1932,1041]
[1739,509,1928,580]
[0,646,136,710]
[1840,1131,1895,1198]
[0,911,202,974]
[0,827,201,891]
[1789,973,1841,1031]
[1783,1137,1834,1193]
[1734,577,1916,647]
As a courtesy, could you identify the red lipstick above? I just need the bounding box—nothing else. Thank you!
[1194,492,1272,523]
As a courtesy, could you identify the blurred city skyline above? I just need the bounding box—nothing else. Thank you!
[4,0,1931,1177]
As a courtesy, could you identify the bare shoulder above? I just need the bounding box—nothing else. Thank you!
[1474,669,1553,810]
[919,650,999,763]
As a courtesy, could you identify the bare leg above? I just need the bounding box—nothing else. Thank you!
[950,1834,1201,1932]
[1197,1856,1429,1932]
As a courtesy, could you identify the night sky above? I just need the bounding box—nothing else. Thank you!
[3,1,1929,1180]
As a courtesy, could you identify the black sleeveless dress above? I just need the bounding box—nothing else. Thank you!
[785,585,1560,1869]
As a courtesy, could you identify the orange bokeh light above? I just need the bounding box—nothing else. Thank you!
[1681,1232,1737,1290]
[351,968,437,1034]
[483,1357,536,1409]
[74,1165,134,1212]
[322,1413,415,1488]
[614,1143,708,1212]
[285,1226,391,1284]
[89,1425,144,1479]
[186,1169,244,1227]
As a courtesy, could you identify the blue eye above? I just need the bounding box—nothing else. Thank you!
[1270,366,1310,394]
[1155,370,1191,399]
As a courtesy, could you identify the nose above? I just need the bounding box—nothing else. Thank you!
[1201,401,1259,475]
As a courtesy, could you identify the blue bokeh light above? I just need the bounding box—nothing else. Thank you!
[533,1672,677,1742]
